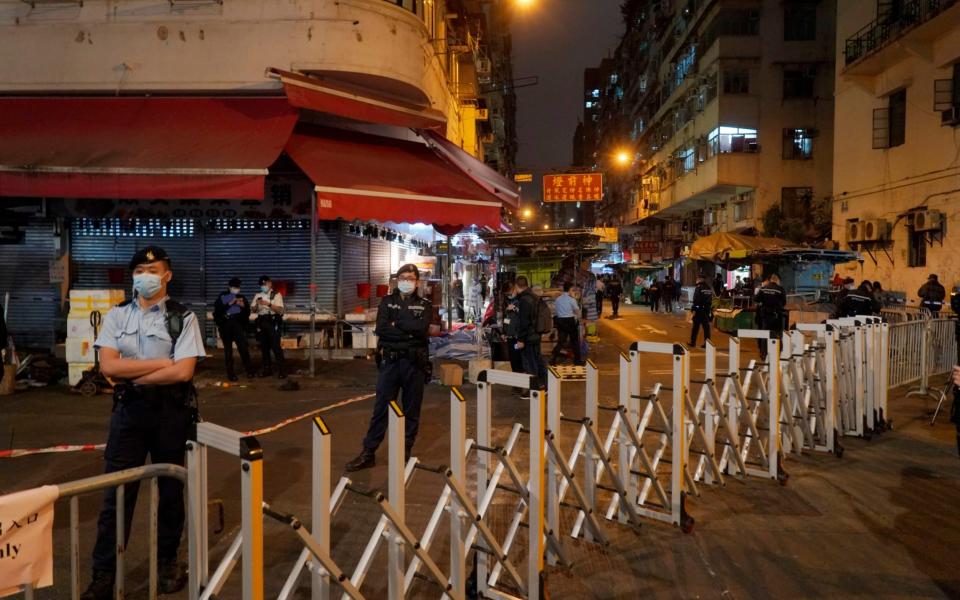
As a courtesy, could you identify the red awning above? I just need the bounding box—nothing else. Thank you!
[0,96,298,200]
[419,130,520,209]
[269,68,447,131]
[285,125,503,228]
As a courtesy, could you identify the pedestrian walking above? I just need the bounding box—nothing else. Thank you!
[754,273,786,361]
[919,274,946,316]
[252,275,286,378]
[346,264,435,471]
[649,279,661,312]
[213,277,255,381]
[81,246,205,600]
[595,276,605,317]
[607,277,623,318]
[689,275,714,347]
[662,278,675,313]
[551,282,583,365]
[713,272,725,297]
[515,275,547,392]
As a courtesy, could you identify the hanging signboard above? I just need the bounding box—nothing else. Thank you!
[634,240,661,254]
[593,227,618,243]
[543,173,603,202]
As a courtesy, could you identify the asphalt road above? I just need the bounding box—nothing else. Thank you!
[2,303,959,598]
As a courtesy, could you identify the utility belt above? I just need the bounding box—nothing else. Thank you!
[114,382,196,407]
[377,346,431,376]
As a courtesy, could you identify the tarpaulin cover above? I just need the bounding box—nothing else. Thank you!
[0,96,298,199]
[687,232,793,262]
[286,124,504,228]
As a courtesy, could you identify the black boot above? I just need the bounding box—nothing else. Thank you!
[80,570,115,600]
[158,559,187,594]
[345,450,376,472]
[227,372,238,382]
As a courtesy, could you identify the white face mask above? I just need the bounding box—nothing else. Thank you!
[398,280,417,295]
[229,287,240,295]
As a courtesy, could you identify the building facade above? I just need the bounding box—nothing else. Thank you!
[593,0,837,272]
[0,0,518,348]
[833,0,960,296]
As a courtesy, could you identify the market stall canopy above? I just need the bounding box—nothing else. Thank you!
[687,232,792,263]
[0,96,298,200]
[269,68,447,131]
[419,130,520,209]
[285,124,504,228]
[481,229,603,257]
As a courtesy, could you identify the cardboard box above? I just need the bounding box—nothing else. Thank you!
[280,337,300,350]
[493,361,512,371]
[468,359,492,383]
[69,289,125,313]
[68,363,94,387]
[66,337,96,363]
[439,364,463,387]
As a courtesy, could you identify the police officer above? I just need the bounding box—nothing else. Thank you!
[918,273,947,316]
[213,277,255,381]
[346,264,435,471]
[689,274,714,348]
[252,275,286,378]
[838,281,878,318]
[754,273,786,361]
[82,246,205,600]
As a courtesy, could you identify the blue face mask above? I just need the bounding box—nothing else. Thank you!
[133,273,163,299]
[261,285,270,294]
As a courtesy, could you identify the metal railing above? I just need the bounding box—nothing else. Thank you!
[888,317,957,392]
[844,0,958,65]
[881,306,933,323]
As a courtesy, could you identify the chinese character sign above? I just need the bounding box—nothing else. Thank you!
[0,485,58,597]
[542,173,603,202]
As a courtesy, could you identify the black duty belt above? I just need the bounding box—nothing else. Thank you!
[381,348,426,362]
[114,382,192,404]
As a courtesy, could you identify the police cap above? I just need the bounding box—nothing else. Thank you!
[258,275,272,285]
[129,245,171,271]
[228,277,242,287]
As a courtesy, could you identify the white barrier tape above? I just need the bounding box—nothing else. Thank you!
[0,392,375,459]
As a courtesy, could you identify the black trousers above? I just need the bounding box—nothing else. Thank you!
[362,357,425,453]
[92,397,191,572]
[219,318,252,376]
[507,338,524,373]
[552,317,583,364]
[756,313,784,359]
[596,291,604,315]
[610,294,621,316]
[256,316,285,371]
[690,313,712,346]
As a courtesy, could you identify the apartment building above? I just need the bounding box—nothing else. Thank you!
[595,0,837,268]
[833,0,960,296]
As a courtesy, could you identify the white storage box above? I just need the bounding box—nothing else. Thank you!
[69,289,125,313]
[67,313,96,339]
[68,363,94,387]
[66,337,96,363]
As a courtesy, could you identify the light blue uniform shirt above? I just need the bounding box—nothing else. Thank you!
[94,297,206,362]
[553,293,580,319]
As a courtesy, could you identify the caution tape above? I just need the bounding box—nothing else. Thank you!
[0,392,376,460]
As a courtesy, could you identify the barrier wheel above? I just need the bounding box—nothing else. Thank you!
[79,380,98,397]
[681,515,695,534]
[777,471,789,486]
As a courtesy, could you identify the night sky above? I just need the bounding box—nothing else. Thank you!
[511,0,623,218]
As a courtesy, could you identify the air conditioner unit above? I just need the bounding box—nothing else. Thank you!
[861,218,891,241]
[913,209,943,232]
[846,220,863,243]
[941,106,960,126]
[476,108,489,121]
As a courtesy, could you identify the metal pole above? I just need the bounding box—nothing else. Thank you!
[312,417,332,600]
[475,380,492,596]
[310,190,317,377]
[529,388,545,600]
[446,236,453,331]
[240,439,265,600]
[584,361,599,542]
[545,367,561,566]
[449,387,467,599]
[387,401,405,600]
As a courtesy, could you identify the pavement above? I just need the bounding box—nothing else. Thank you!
[2,303,959,598]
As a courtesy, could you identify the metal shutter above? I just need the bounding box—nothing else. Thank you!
[339,233,370,315]
[0,221,59,350]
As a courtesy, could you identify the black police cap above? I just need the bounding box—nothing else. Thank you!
[228,277,242,287]
[258,275,271,284]
[129,245,171,271]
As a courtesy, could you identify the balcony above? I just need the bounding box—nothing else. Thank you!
[844,0,960,72]
[654,151,758,218]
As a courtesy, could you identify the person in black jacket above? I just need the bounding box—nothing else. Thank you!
[838,281,877,318]
[689,275,714,347]
[662,278,676,313]
[754,273,786,360]
[918,274,947,316]
[514,275,547,392]
[607,277,624,318]
[213,277,254,381]
[346,264,435,471]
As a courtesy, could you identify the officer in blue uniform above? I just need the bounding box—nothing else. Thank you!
[346,264,434,471]
[82,246,206,600]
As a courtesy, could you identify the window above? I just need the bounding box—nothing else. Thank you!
[707,126,758,156]
[782,128,815,159]
[783,67,816,98]
[781,187,813,219]
[733,191,755,222]
[784,6,817,41]
[909,228,927,267]
[888,89,907,146]
[723,68,749,94]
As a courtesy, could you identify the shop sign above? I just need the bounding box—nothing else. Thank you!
[543,173,603,202]
[593,227,618,243]
[634,240,661,254]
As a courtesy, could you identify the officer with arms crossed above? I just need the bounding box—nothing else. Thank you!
[213,277,255,381]
[754,273,786,361]
[346,264,435,471]
[252,275,286,378]
[82,246,205,600]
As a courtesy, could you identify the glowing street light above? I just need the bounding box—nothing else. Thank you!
[614,149,632,167]
[543,224,550,230]
[514,0,535,8]
[523,208,533,219]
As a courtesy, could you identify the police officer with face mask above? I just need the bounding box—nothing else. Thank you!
[82,246,205,600]
[346,264,434,471]
[213,277,254,381]
[252,275,286,378]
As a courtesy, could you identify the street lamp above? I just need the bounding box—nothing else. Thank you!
[614,149,632,167]
[523,208,533,219]
[543,224,550,230]
[514,0,535,7]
